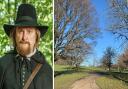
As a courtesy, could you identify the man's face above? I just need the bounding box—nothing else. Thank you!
[15,26,37,56]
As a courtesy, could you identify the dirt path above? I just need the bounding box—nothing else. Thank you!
[69,74,100,89]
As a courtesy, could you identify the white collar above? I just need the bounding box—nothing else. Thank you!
[16,49,36,61]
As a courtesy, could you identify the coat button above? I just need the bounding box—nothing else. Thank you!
[23,82,24,86]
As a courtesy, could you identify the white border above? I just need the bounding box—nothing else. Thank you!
[52,0,54,89]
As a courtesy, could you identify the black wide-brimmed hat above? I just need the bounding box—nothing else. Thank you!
[3,4,48,37]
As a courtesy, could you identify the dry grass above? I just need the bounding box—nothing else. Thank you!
[96,76,128,89]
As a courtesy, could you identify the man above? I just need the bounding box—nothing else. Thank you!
[0,4,52,89]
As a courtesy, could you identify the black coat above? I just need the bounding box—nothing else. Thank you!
[0,51,53,89]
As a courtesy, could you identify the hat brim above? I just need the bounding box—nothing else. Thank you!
[3,24,48,37]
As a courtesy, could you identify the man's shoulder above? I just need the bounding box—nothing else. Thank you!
[0,52,15,68]
[41,61,53,76]
[0,52,15,60]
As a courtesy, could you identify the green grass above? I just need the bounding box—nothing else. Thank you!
[55,64,71,71]
[55,72,88,89]
[54,65,76,76]
[55,65,128,89]
[54,64,89,89]
[55,64,104,72]
[96,76,128,89]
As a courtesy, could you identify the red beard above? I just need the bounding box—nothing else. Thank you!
[16,42,31,56]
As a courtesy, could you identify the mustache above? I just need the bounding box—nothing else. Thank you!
[19,41,30,44]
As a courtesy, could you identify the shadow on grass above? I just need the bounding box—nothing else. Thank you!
[55,67,88,77]
[111,72,128,83]
[89,71,110,76]
[90,71,128,84]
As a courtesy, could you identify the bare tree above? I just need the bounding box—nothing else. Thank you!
[118,48,128,71]
[65,39,92,67]
[108,0,128,41]
[54,0,100,66]
[101,47,116,71]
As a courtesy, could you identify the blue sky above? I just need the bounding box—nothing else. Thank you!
[81,0,123,66]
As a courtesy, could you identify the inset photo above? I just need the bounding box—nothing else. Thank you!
[0,0,53,89]
[54,0,128,89]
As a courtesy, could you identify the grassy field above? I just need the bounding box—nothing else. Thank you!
[55,64,128,89]
[96,76,128,89]
[55,72,88,89]
[55,64,70,71]
[54,65,88,89]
